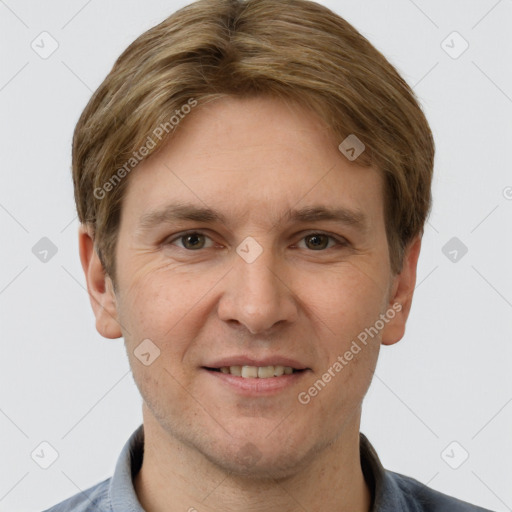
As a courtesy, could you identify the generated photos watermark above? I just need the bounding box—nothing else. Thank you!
[297,302,402,405]
[93,98,198,200]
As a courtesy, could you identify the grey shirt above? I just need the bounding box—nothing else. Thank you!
[43,424,495,511]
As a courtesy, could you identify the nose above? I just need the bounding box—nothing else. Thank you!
[217,244,298,335]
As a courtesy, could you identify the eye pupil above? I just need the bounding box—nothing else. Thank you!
[183,233,204,249]
[306,234,328,250]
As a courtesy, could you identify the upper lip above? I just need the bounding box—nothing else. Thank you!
[204,356,308,370]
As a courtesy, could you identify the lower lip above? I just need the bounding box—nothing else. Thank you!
[202,368,308,395]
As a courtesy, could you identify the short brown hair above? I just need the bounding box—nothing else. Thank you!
[72,0,435,282]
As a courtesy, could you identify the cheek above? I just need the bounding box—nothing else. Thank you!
[303,262,389,333]
[294,334,379,445]
[128,353,200,432]
[299,262,388,399]
[117,271,204,410]
[115,263,229,364]
[117,261,193,328]
[118,281,171,337]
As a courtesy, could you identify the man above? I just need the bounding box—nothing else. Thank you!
[44,0,495,510]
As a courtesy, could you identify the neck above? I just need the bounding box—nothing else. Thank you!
[134,407,372,512]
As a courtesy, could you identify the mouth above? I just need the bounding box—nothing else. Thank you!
[203,365,306,378]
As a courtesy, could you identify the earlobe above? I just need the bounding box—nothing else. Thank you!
[78,224,123,339]
[380,235,422,346]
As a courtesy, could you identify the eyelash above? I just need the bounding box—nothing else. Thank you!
[164,230,349,251]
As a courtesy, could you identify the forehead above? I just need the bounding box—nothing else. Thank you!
[121,96,385,231]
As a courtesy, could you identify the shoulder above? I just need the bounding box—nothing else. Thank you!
[41,478,111,512]
[387,470,496,512]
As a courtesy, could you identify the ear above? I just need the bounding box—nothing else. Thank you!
[78,224,122,339]
[380,235,422,346]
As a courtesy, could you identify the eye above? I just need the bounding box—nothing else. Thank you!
[297,232,347,251]
[167,231,215,250]
[164,231,348,252]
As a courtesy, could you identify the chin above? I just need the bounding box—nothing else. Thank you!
[203,439,317,481]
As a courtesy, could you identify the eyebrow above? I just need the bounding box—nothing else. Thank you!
[137,202,369,233]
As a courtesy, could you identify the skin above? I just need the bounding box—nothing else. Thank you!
[79,95,421,512]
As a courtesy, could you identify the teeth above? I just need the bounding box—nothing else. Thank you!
[219,365,297,378]
[241,366,258,378]
[273,365,284,376]
[230,365,242,376]
[257,366,274,378]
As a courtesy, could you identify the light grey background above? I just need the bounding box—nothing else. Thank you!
[0,0,511,510]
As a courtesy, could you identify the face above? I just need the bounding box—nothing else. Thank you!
[82,95,419,478]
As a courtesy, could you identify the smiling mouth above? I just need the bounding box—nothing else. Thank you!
[204,365,306,378]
